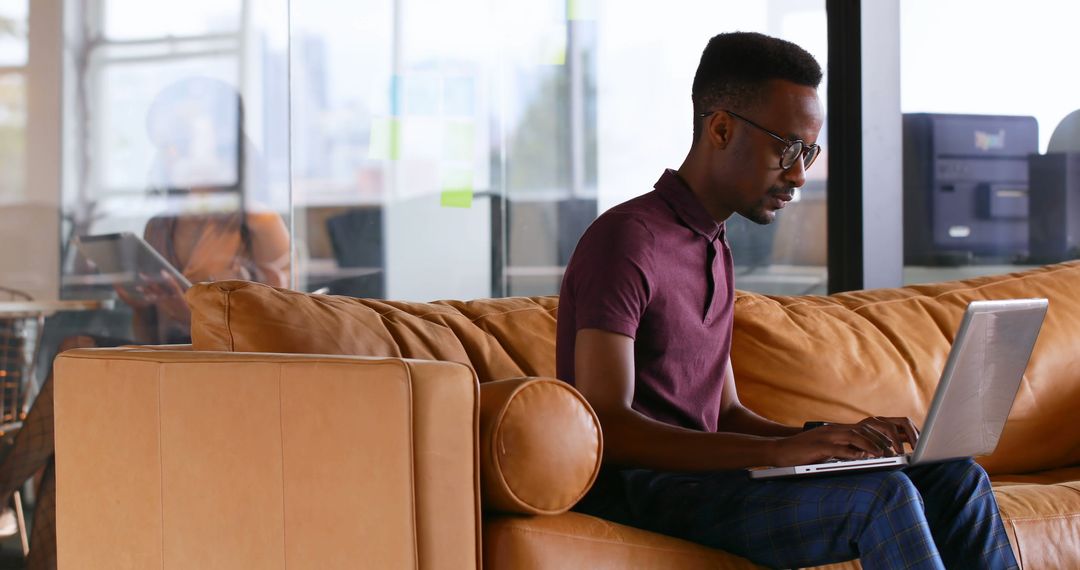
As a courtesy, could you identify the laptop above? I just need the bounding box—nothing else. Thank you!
[749,298,1048,480]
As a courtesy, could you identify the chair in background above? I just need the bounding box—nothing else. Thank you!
[0,285,47,559]
[322,207,385,298]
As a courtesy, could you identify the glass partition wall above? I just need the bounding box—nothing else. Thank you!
[286,0,830,301]
[900,1,1080,285]
[56,0,290,347]
[15,0,830,351]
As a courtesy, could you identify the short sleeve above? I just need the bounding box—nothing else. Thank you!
[564,212,654,339]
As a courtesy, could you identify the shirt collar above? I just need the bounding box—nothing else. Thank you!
[654,169,725,242]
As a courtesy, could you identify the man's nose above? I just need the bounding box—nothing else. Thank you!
[782,156,807,189]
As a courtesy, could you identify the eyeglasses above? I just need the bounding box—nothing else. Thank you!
[698,109,821,171]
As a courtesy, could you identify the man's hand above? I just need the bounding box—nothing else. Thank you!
[851,416,920,455]
[771,416,919,467]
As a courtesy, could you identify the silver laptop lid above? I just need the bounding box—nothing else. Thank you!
[911,299,1048,464]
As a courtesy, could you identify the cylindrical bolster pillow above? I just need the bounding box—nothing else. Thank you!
[478,377,603,515]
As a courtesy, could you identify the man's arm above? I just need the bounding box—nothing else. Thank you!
[575,329,898,471]
[715,358,802,437]
[714,359,921,450]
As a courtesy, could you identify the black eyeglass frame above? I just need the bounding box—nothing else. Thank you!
[698,109,821,171]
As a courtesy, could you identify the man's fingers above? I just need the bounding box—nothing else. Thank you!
[875,416,920,450]
[859,417,917,451]
[858,424,899,456]
[828,427,885,457]
[862,419,906,454]
[896,418,920,450]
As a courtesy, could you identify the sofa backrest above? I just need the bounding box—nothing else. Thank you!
[187,261,1080,475]
[187,280,557,383]
[732,261,1080,475]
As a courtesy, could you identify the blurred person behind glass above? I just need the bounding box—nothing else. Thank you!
[0,78,290,568]
[116,76,290,344]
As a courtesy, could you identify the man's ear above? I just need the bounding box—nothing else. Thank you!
[705,111,733,150]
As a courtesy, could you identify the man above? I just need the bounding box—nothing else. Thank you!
[556,32,1018,570]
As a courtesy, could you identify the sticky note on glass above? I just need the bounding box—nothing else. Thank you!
[403,74,440,116]
[443,76,476,116]
[443,121,475,162]
[568,0,598,21]
[369,117,401,160]
[440,169,474,208]
[389,76,402,116]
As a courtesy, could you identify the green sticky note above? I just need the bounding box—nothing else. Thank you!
[369,117,401,160]
[443,121,475,161]
[440,169,474,208]
[440,190,474,208]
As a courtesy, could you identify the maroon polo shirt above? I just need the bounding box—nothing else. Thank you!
[557,169,735,432]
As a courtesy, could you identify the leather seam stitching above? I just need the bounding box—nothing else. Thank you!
[58,352,422,365]
[464,305,559,324]
[277,366,288,567]
[369,303,556,324]
[224,289,235,351]
[157,364,166,570]
[1004,512,1080,523]
[402,360,421,567]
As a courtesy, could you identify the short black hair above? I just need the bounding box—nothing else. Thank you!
[692,32,822,138]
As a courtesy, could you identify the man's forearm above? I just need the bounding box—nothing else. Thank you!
[598,407,784,471]
[716,403,802,437]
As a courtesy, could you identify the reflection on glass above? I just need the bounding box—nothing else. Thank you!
[69,78,290,344]
[288,1,829,301]
[0,1,27,67]
[98,59,236,192]
[61,0,290,346]
[0,74,25,203]
[103,0,241,40]
[595,2,829,296]
[901,1,1080,285]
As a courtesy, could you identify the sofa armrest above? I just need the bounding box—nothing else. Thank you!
[479,377,603,515]
[54,347,480,570]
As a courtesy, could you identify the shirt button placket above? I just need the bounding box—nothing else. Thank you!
[703,239,719,325]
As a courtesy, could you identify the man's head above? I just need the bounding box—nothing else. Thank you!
[686,32,824,225]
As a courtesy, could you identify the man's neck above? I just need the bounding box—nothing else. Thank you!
[676,153,733,224]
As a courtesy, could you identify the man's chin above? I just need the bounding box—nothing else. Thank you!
[740,207,778,225]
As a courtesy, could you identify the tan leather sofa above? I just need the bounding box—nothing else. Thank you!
[54,262,1080,569]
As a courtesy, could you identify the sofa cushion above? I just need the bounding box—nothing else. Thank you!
[186,280,558,382]
[479,378,602,515]
[990,467,1080,569]
[483,512,766,570]
[731,261,1080,475]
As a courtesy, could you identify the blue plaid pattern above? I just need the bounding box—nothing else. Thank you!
[576,459,1017,569]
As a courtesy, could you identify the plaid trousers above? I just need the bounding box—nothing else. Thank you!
[576,459,1018,570]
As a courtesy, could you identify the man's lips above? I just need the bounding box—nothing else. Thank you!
[770,193,793,209]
